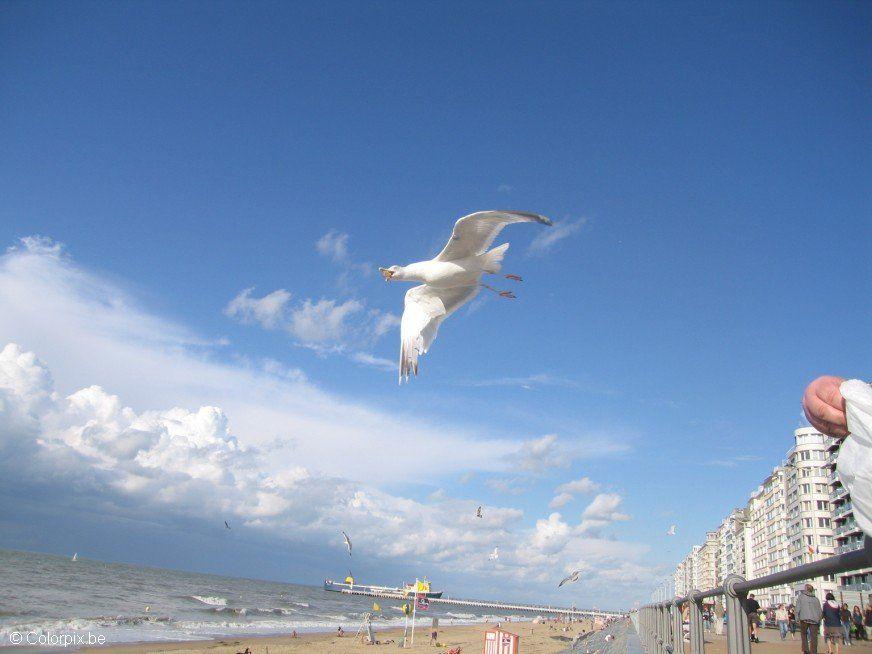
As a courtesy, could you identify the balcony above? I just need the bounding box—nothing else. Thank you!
[835,520,862,537]
[827,451,839,466]
[834,502,854,518]
[831,486,849,501]
[836,541,864,555]
[843,582,872,592]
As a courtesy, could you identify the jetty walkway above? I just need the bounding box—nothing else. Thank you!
[327,586,623,619]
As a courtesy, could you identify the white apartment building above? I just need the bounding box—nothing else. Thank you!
[717,508,748,584]
[670,426,868,607]
[786,428,838,599]
[698,531,719,593]
[826,429,871,594]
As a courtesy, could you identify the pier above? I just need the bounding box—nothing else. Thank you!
[327,586,623,619]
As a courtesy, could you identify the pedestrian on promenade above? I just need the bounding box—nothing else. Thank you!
[823,593,843,654]
[840,603,852,645]
[852,606,864,641]
[715,601,725,636]
[746,593,761,643]
[789,605,798,639]
[776,604,789,640]
[797,584,823,654]
[864,604,872,641]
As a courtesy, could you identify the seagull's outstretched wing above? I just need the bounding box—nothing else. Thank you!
[435,210,552,262]
[399,284,479,382]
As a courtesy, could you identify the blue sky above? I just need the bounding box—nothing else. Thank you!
[0,2,869,607]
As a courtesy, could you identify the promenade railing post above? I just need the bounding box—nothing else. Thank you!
[662,603,673,654]
[723,575,751,654]
[688,591,705,654]
[671,602,683,654]
[657,605,665,654]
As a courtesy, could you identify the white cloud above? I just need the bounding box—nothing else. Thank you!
[485,476,529,495]
[549,492,573,508]
[224,288,292,329]
[315,230,349,262]
[351,352,394,370]
[557,477,600,495]
[527,219,585,255]
[225,288,398,355]
[582,493,631,524]
[516,434,569,472]
[0,237,653,604]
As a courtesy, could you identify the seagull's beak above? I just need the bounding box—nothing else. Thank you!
[379,267,394,281]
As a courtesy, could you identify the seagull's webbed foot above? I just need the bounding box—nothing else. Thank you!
[480,283,517,299]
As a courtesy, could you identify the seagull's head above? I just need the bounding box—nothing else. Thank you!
[379,265,403,281]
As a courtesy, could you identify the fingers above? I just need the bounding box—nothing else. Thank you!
[803,376,848,438]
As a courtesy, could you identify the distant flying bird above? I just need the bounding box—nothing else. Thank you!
[666,525,676,536]
[476,506,483,519]
[224,521,231,530]
[380,210,552,382]
[342,531,352,556]
[71,552,78,562]
[489,547,499,561]
[558,570,581,588]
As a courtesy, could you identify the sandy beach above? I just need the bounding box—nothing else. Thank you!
[81,620,595,654]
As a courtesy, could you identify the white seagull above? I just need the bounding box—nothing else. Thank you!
[558,570,581,588]
[476,506,483,519]
[380,210,552,382]
[488,547,499,561]
[342,530,352,557]
[666,524,676,536]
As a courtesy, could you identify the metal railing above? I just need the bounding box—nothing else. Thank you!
[635,536,872,654]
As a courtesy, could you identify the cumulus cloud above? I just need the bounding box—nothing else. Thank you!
[0,237,653,604]
[315,230,349,262]
[556,477,600,495]
[578,493,631,535]
[224,288,292,329]
[225,288,395,356]
[527,218,585,255]
[516,434,569,472]
[548,492,573,508]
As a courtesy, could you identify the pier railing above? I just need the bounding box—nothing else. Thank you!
[636,535,872,654]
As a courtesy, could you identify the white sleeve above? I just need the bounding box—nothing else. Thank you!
[836,379,872,536]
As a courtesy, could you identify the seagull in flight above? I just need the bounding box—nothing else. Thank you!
[224,521,231,530]
[666,524,676,536]
[476,506,483,519]
[558,570,581,588]
[342,530,352,557]
[488,547,499,561]
[380,210,552,383]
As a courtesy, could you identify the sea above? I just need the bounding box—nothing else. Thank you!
[0,549,524,646]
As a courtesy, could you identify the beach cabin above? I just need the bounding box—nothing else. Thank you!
[483,628,519,654]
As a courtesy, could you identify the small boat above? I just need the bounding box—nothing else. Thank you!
[324,576,443,599]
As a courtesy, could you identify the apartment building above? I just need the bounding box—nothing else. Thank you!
[786,428,838,599]
[669,427,865,607]
[826,429,870,594]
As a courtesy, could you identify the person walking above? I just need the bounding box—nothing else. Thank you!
[864,604,872,641]
[823,593,843,654]
[715,601,725,636]
[840,603,852,645]
[746,593,762,643]
[776,604,789,640]
[852,606,864,641]
[797,584,823,654]
[789,605,798,640]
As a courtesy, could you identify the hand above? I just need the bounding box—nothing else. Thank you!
[802,375,848,438]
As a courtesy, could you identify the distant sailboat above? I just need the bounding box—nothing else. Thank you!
[71,553,78,561]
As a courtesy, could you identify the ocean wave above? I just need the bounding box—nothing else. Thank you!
[188,595,228,607]
[210,607,296,617]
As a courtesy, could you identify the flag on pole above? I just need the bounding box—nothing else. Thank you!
[416,596,430,611]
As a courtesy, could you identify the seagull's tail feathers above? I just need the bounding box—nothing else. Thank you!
[480,242,509,274]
